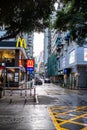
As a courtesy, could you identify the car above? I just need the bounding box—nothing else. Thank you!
[44,78,51,83]
[34,77,43,85]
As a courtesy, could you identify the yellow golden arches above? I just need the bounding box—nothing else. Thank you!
[16,37,26,49]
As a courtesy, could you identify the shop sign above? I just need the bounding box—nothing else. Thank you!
[16,37,26,49]
[26,59,34,68]
[69,50,75,64]
[26,59,34,75]
[84,48,87,61]
[64,69,67,74]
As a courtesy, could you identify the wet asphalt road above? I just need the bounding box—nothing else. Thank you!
[0,83,87,130]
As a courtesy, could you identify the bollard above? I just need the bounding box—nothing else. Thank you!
[33,86,38,103]
[20,89,22,96]
[10,90,12,103]
[24,90,27,104]
[30,88,32,96]
[34,86,36,102]
[30,81,33,96]
[3,89,5,96]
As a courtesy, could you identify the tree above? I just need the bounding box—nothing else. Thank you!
[54,0,87,44]
[0,0,56,41]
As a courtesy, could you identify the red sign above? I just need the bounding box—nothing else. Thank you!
[19,59,23,67]
[26,59,34,68]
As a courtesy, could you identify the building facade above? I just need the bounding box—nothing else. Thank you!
[44,7,87,89]
[56,35,87,89]
[0,40,27,88]
[22,32,34,58]
[47,29,87,89]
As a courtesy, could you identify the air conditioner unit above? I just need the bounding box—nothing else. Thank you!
[64,47,67,51]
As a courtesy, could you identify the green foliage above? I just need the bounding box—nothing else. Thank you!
[0,0,56,40]
[54,0,87,44]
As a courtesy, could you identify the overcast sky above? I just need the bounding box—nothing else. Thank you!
[33,32,44,57]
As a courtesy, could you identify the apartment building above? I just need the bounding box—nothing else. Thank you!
[48,29,87,89]
[22,32,34,58]
[57,32,87,89]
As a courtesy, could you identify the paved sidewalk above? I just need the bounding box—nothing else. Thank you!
[0,84,56,130]
[0,83,87,130]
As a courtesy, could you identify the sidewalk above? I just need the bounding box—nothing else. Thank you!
[0,84,56,130]
[0,83,87,130]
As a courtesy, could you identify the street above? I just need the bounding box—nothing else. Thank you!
[0,83,87,130]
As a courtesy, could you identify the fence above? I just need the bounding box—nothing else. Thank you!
[1,80,37,103]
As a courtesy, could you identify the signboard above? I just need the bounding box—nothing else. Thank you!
[27,68,34,71]
[84,48,87,61]
[26,59,34,74]
[64,69,67,74]
[26,59,34,68]
[16,37,26,49]
[69,50,75,64]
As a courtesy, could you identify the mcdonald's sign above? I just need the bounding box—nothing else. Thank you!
[16,37,26,49]
[26,59,34,68]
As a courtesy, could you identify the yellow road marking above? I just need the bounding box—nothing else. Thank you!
[48,108,68,130]
[60,114,87,126]
[48,106,87,130]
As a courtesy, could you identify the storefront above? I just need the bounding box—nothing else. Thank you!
[0,40,27,88]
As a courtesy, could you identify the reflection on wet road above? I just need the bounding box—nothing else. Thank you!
[0,83,87,130]
[44,84,87,130]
